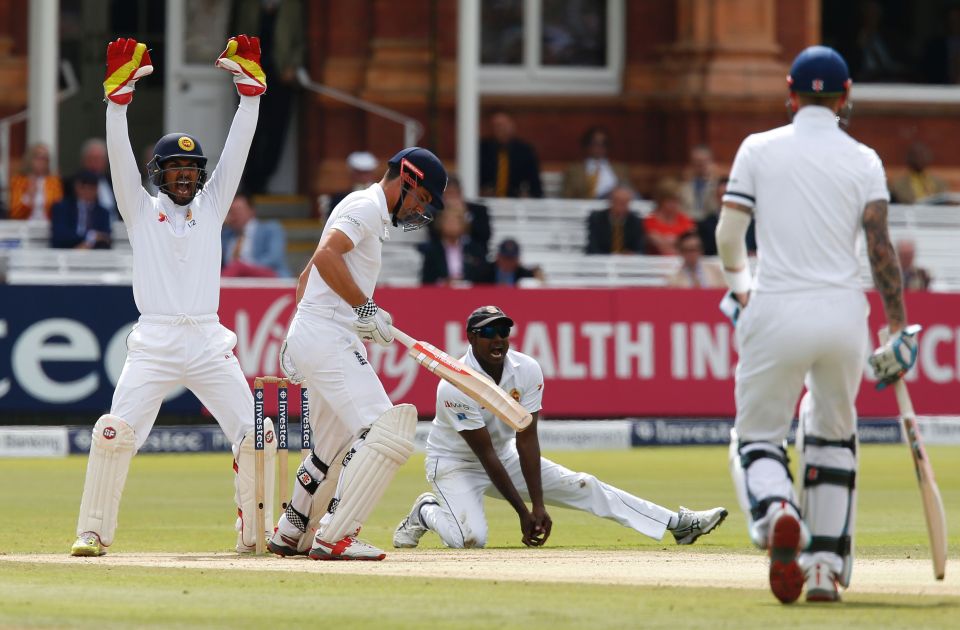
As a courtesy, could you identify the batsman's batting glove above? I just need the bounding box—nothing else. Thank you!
[352,299,394,347]
[103,38,153,105]
[215,35,267,97]
[869,324,922,389]
[278,340,305,385]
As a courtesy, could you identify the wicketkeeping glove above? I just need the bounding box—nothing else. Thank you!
[278,340,305,385]
[215,35,267,97]
[352,299,394,347]
[869,324,922,389]
[103,38,153,105]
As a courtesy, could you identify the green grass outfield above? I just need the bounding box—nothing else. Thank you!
[1,444,958,628]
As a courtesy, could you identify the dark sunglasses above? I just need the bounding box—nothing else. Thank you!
[472,324,512,339]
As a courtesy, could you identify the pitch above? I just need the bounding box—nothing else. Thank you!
[1,445,957,628]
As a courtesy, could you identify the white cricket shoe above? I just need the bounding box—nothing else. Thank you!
[768,503,805,604]
[393,492,439,549]
[309,534,386,561]
[805,561,841,603]
[267,530,307,557]
[671,506,728,545]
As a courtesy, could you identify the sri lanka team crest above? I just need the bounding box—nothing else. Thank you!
[178,136,195,151]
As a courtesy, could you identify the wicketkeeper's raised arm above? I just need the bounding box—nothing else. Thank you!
[204,35,266,220]
[103,38,154,225]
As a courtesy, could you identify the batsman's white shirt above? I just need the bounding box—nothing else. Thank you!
[422,349,673,547]
[283,186,394,461]
[723,105,889,294]
[105,97,259,448]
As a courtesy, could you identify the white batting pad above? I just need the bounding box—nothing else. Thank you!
[320,404,417,543]
[235,418,277,548]
[76,415,137,546]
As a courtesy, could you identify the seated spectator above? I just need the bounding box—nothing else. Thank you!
[479,110,543,198]
[330,151,380,208]
[419,208,487,285]
[8,143,63,220]
[562,126,629,199]
[890,142,949,204]
[679,144,721,221]
[644,179,695,255]
[430,174,491,258]
[475,238,543,286]
[897,239,932,291]
[221,193,291,278]
[79,138,118,221]
[49,171,112,249]
[698,176,756,255]
[666,231,724,288]
[586,185,645,254]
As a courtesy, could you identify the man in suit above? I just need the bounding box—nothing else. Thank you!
[666,230,725,288]
[586,185,645,254]
[79,138,119,221]
[428,174,491,259]
[221,193,290,277]
[889,142,949,204]
[50,170,112,249]
[475,238,542,286]
[479,110,543,198]
[419,208,487,285]
[563,126,630,199]
[679,144,721,221]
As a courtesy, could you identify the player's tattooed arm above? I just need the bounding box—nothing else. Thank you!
[862,199,906,331]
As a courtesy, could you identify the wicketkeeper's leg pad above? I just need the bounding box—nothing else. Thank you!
[76,415,137,546]
[729,429,799,548]
[235,418,277,548]
[798,432,857,587]
[318,404,417,544]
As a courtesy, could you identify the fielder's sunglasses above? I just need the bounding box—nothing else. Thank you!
[472,324,512,339]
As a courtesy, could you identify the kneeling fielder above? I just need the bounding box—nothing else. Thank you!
[394,305,728,550]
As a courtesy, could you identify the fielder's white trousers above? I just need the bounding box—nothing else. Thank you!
[111,315,254,449]
[422,445,673,548]
[284,314,393,464]
[734,289,869,444]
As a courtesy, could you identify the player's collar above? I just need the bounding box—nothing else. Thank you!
[371,183,390,223]
[793,105,839,128]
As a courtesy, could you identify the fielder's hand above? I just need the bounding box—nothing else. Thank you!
[352,299,394,346]
[278,340,305,385]
[103,38,154,105]
[520,506,552,547]
[215,35,267,97]
[870,324,922,389]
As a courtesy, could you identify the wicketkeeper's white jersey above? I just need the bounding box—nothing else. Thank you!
[297,185,391,327]
[105,97,258,316]
[722,105,889,294]
[427,348,544,460]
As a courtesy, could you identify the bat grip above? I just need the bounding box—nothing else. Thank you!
[389,325,414,348]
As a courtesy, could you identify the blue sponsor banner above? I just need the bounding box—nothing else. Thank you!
[630,419,902,446]
[0,285,201,413]
[67,422,311,454]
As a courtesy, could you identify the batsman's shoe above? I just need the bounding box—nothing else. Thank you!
[671,506,728,545]
[215,35,266,97]
[103,38,153,105]
[70,531,105,557]
[393,492,439,549]
[309,534,386,561]
[805,562,841,603]
[768,505,806,604]
[267,530,307,558]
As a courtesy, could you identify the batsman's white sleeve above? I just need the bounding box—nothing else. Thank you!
[105,102,151,226]
[204,95,260,223]
[716,206,752,293]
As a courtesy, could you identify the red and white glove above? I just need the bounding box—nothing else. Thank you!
[103,38,153,105]
[215,35,267,97]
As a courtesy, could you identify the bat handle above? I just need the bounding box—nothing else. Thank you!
[390,325,414,349]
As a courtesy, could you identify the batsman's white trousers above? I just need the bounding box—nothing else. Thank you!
[423,446,673,548]
[734,289,869,444]
[111,315,253,449]
[283,314,393,464]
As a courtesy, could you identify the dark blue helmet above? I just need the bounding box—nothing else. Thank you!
[787,46,851,95]
[387,147,448,231]
[147,132,208,202]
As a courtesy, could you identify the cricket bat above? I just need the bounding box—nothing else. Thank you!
[390,325,533,431]
[879,329,947,580]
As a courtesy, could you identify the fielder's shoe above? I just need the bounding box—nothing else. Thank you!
[805,561,841,603]
[393,492,439,549]
[671,506,728,545]
[768,504,805,604]
[309,535,386,561]
[267,530,307,557]
[70,531,105,557]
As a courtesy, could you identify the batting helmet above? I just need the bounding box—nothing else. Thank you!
[386,147,448,231]
[787,46,851,95]
[146,132,208,201]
